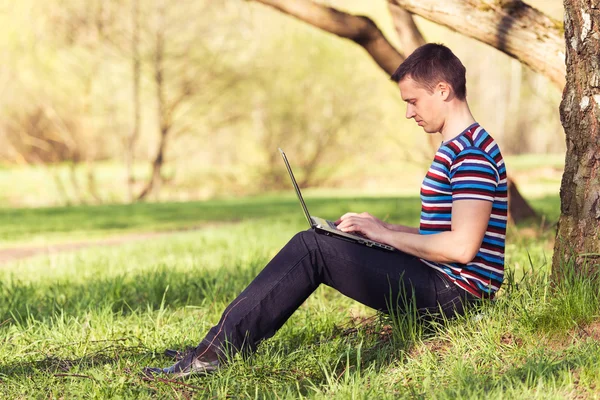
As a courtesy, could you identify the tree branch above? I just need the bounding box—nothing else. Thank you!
[387,4,426,54]
[389,0,565,88]
[252,0,404,74]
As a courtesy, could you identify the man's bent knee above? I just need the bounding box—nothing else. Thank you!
[291,229,319,251]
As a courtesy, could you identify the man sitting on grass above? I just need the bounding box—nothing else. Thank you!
[144,43,508,378]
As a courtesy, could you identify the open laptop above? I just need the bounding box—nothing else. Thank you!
[279,148,394,252]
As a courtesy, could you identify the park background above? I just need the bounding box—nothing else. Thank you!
[2,0,599,399]
[1,0,564,207]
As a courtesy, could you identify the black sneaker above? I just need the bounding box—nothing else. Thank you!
[143,344,220,379]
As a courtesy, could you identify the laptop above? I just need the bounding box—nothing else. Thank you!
[279,148,394,252]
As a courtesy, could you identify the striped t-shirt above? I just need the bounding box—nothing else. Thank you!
[419,123,508,298]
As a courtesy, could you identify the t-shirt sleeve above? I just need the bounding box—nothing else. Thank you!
[450,148,499,202]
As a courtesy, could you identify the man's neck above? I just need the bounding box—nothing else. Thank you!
[439,102,476,143]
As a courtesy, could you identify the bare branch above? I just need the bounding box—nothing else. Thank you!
[387,5,426,54]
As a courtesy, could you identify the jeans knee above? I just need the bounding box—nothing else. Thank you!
[291,229,319,251]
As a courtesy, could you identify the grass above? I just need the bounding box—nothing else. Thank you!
[2,191,599,399]
[0,193,560,249]
[0,194,426,248]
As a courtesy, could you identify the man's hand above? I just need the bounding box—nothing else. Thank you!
[335,212,390,243]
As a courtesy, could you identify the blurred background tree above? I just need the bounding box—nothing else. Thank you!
[134,0,245,200]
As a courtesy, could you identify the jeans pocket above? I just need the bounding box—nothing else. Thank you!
[436,281,468,319]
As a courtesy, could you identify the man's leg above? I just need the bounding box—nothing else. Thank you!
[199,229,449,357]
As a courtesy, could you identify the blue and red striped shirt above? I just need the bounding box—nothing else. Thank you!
[419,123,508,298]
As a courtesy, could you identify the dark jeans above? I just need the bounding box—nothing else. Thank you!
[200,229,475,356]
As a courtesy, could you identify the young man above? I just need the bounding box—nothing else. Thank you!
[145,43,508,378]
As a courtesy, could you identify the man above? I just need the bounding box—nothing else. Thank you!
[145,43,508,378]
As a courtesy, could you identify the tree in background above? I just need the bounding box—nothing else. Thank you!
[0,0,565,207]
[0,0,248,204]
[136,0,243,200]
[126,0,141,203]
[553,0,600,276]
[249,39,384,190]
[2,0,123,204]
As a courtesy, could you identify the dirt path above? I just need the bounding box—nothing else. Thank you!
[0,225,224,265]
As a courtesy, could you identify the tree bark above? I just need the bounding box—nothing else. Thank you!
[552,0,600,277]
[389,0,566,89]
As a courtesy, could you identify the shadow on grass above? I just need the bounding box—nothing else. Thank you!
[0,263,449,386]
[0,342,155,378]
[1,261,269,325]
[0,312,415,385]
[435,343,599,397]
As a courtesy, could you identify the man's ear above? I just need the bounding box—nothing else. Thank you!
[437,82,452,101]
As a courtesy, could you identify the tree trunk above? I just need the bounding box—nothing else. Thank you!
[507,177,537,222]
[126,0,141,203]
[552,0,600,277]
[138,0,168,201]
[387,5,426,54]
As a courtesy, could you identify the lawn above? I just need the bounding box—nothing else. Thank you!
[2,191,599,399]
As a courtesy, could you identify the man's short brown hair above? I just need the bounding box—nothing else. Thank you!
[391,43,467,100]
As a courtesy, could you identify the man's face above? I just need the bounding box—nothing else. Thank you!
[398,76,445,134]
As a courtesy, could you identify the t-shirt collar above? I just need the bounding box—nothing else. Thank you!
[441,122,480,145]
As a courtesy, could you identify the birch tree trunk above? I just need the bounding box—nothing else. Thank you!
[552,0,600,277]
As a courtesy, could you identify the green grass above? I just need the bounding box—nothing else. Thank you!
[0,193,560,249]
[0,194,425,247]
[2,192,600,398]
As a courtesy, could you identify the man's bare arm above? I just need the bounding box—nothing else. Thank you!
[383,223,420,234]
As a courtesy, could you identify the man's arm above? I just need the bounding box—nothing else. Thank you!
[336,200,493,264]
[383,223,420,234]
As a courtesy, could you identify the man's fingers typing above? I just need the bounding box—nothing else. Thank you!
[336,212,359,224]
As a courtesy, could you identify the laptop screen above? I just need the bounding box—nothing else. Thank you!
[279,148,314,228]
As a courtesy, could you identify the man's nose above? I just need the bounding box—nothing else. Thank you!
[406,105,415,119]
